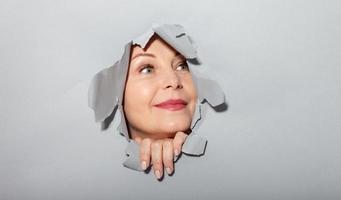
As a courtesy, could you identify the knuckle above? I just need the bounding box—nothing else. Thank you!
[179,131,188,139]
[176,131,184,137]
[163,156,173,164]
[151,141,162,149]
[152,158,162,166]
[143,138,152,144]
[173,139,182,147]
[163,140,172,147]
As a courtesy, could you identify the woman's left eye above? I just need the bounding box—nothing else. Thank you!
[176,62,189,71]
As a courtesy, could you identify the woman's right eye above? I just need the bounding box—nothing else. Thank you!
[139,65,154,74]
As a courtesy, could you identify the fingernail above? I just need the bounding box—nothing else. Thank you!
[155,170,161,179]
[174,149,179,157]
[166,167,172,175]
[141,161,147,170]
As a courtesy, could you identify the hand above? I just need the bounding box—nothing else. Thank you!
[134,131,188,180]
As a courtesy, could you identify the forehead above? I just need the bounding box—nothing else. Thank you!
[130,34,180,58]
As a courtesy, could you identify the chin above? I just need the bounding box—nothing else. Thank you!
[159,118,191,134]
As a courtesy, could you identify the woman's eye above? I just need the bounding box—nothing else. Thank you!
[176,62,189,71]
[140,65,154,74]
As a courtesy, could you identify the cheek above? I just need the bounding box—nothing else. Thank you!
[123,78,159,133]
[183,75,197,114]
[124,80,156,111]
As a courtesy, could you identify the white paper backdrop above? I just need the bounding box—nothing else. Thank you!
[1,0,340,199]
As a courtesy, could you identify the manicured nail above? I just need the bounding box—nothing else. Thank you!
[174,149,179,157]
[141,161,147,170]
[166,167,172,175]
[155,170,161,179]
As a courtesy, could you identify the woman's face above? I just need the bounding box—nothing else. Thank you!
[123,35,197,139]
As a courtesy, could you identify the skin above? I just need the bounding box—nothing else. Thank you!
[123,34,197,180]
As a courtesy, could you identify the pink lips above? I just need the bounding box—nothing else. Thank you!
[154,99,187,111]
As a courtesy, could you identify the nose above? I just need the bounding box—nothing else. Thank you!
[162,69,183,90]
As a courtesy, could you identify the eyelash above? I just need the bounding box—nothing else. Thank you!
[139,62,189,74]
[176,62,189,71]
[139,64,154,74]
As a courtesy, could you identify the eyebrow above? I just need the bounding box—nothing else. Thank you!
[174,52,184,59]
[131,52,183,61]
[131,53,156,61]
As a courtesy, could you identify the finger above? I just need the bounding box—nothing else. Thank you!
[162,139,174,175]
[151,141,163,180]
[173,131,188,157]
[134,136,142,144]
[140,138,152,171]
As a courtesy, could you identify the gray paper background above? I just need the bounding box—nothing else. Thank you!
[1,0,340,199]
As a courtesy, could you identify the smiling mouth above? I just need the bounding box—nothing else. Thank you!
[154,99,187,111]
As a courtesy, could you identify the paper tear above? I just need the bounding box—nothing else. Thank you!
[132,28,155,49]
[88,24,226,172]
[153,24,197,59]
[197,77,225,107]
[123,140,143,171]
[182,134,207,156]
[88,63,118,123]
